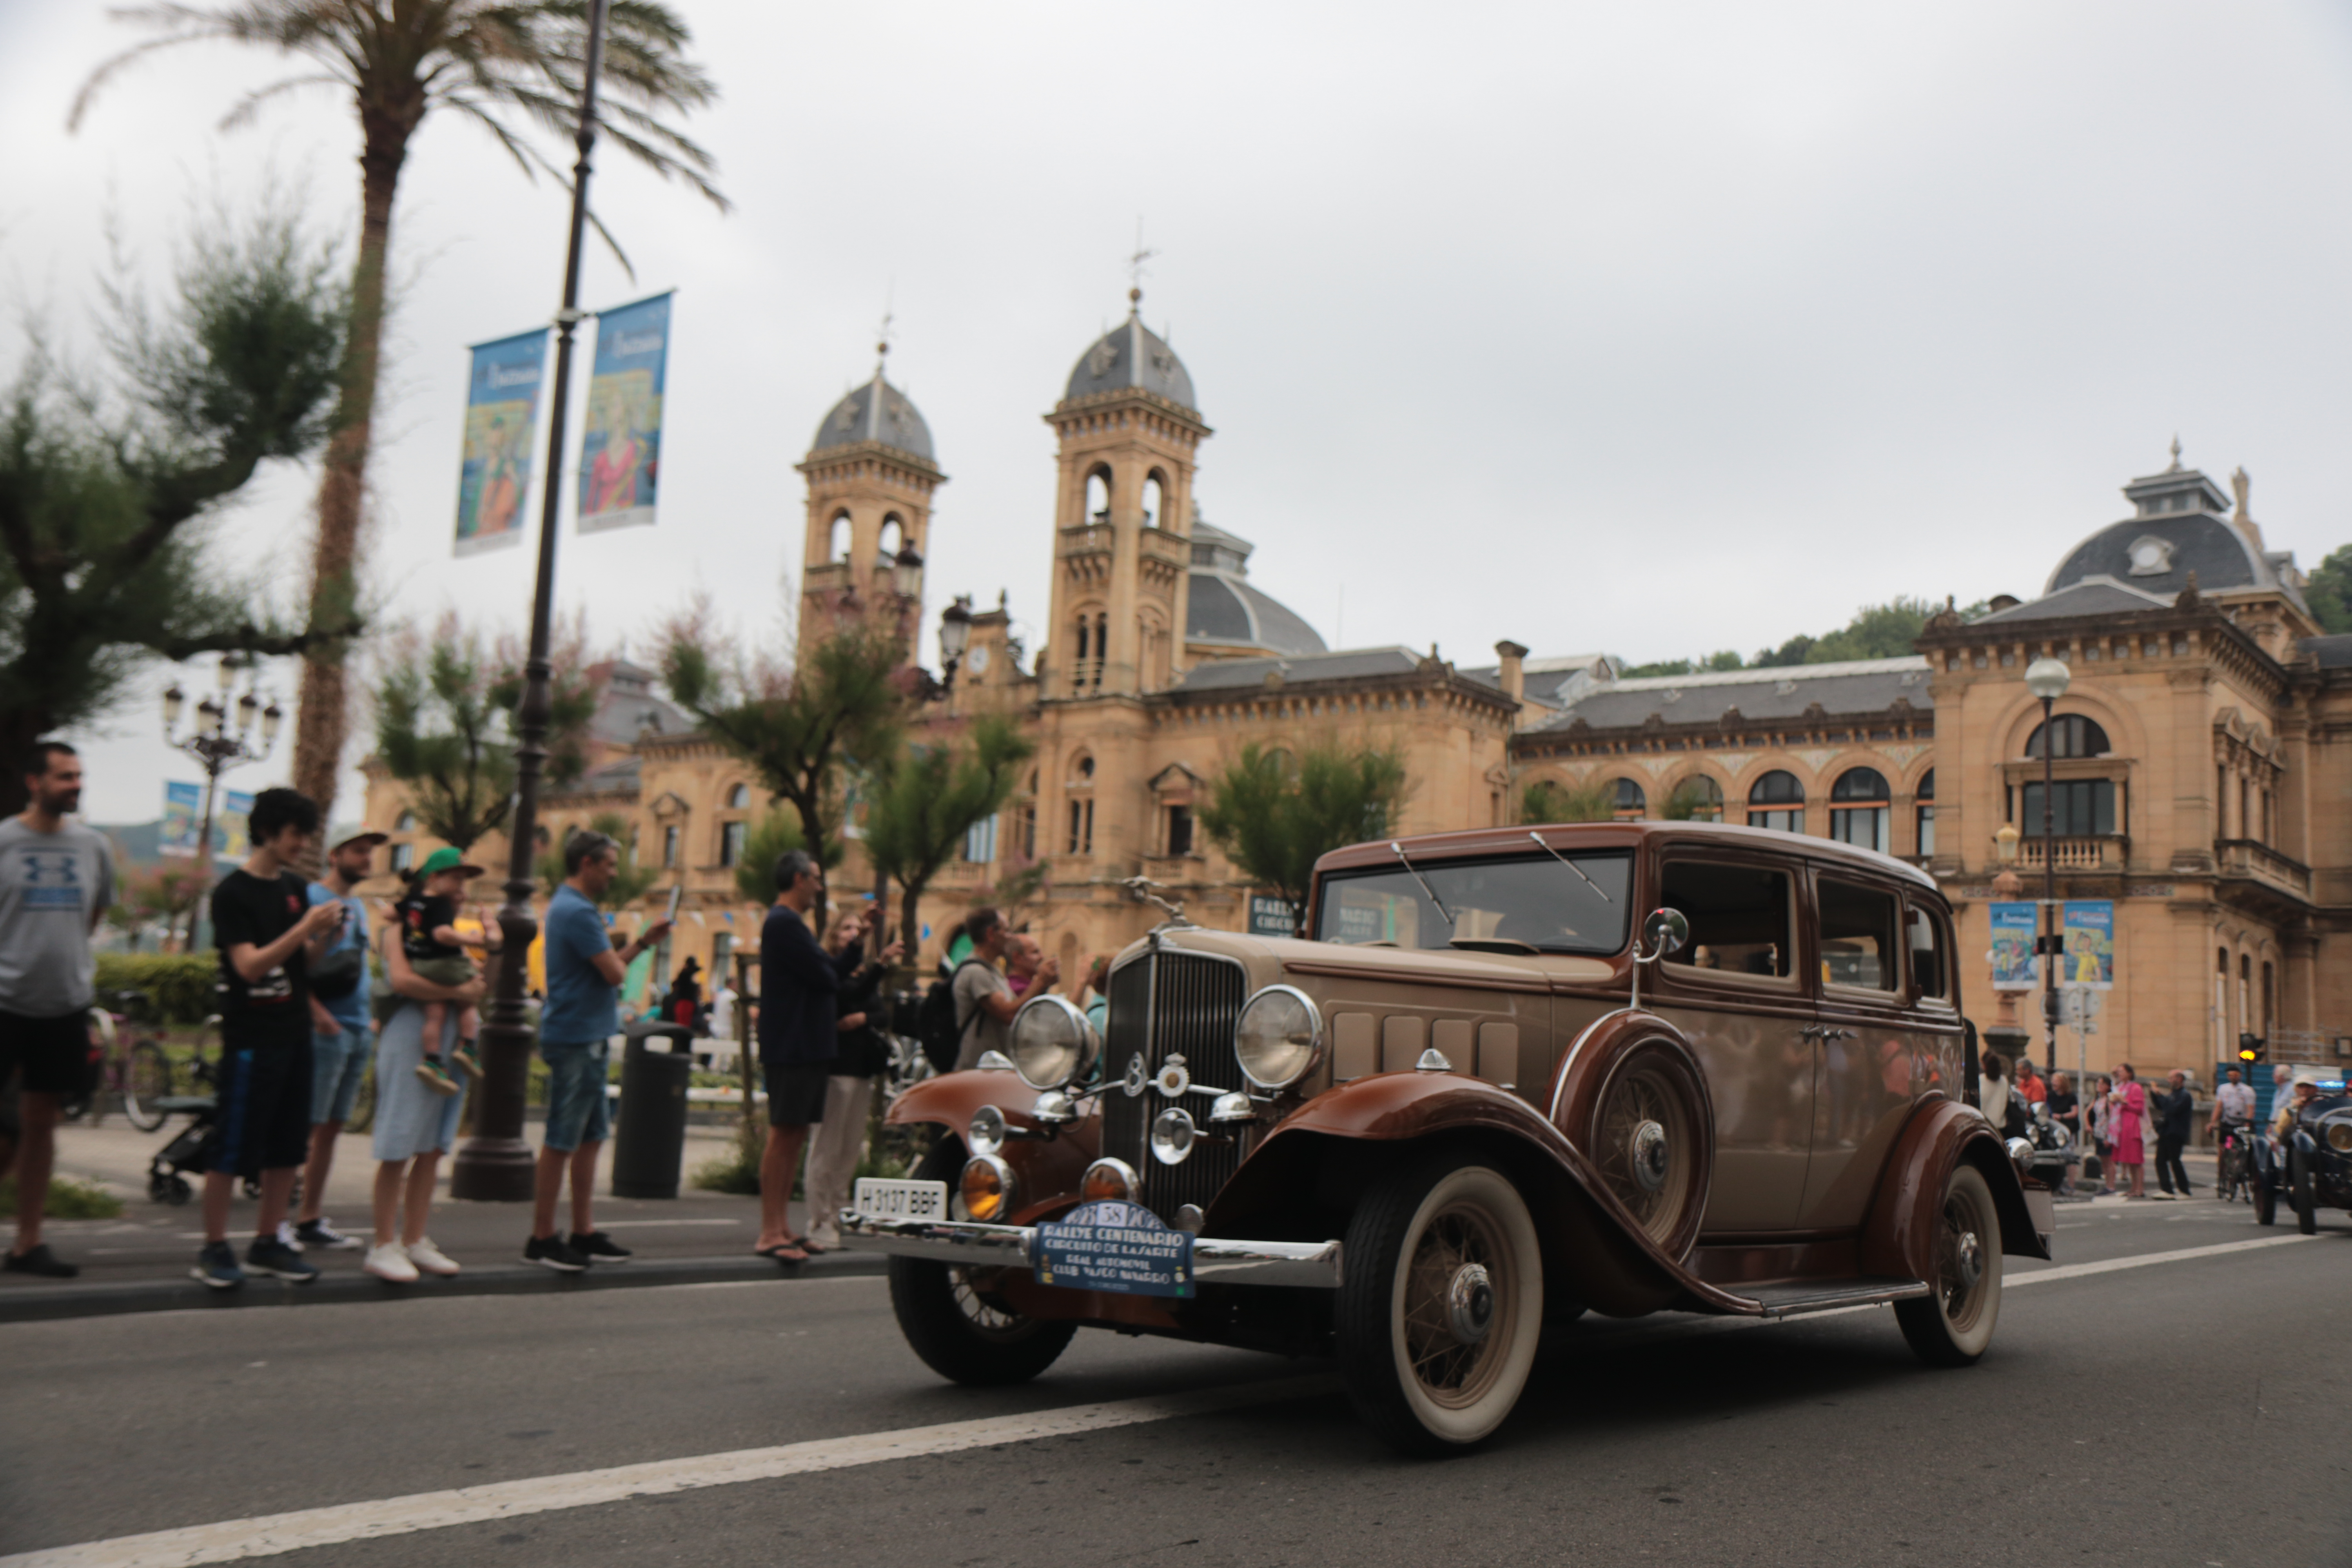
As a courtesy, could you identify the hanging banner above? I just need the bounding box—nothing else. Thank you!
[159,783,253,863]
[453,329,548,555]
[1989,901,2038,991]
[577,292,671,534]
[2061,900,2114,989]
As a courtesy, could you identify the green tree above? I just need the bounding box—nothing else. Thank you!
[1520,776,1612,824]
[0,201,354,815]
[374,614,594,854]
[660,616,906,930]
[1798,596,1943,664]
[1198,741,1408,934]
[2306,544,2352,635]
[864,716,1037,955]
[730,804,839,906]
[537,811,657,909]
[76,0,729,822]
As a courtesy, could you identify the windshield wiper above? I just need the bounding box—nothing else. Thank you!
[1528,831,1613,903]
[1390,841,1456,929]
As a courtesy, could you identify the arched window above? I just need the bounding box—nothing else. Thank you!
[1143,470,1168,529]
[2025,715,2110,759]
[1914,769,1935,858]
[1085,468,1112,524]
[1073,611,1108,690]
[1610,778,1646,820]
[878,514,903,559]
[726,784,749,809]
[1747,770,1803,833]
[1828,767,1889,853]
[828,511,852,562]
[1667,775,1722,822]
[395,810,416,833]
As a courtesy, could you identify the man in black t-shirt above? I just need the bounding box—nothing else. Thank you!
[194,788,347,1291]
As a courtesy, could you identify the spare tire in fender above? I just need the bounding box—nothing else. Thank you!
[1550,1017,1714,1264]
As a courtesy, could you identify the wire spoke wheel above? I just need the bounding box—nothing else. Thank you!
[886,1140,1075,1387]
[122,1041,173,1132]
[1588,1053,1703,1250]
[1895,1162,2002,1367]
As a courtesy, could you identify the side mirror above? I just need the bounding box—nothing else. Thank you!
[1640,907,1689,962]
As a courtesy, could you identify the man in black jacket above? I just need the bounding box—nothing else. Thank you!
[2151,1069,2196,1197]
[755,850,859,1261]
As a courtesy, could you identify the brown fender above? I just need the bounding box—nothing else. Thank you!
[881,1069,1097,1227]
[1543,1009,1716,1263]
[1206,1068,1756,1318]
[1858,1098,2052,1283]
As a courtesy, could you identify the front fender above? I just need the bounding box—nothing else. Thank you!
[1860,1098,2052,1285]
[1207,1070,1753,1318]
[882,1070,1096,1226]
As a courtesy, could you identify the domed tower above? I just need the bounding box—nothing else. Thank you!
[1042,291,1210,699]
[796,341,943,657]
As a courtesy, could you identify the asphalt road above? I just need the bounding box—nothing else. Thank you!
[3,1192,2345,1568]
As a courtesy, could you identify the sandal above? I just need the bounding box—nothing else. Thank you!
[756,1242,808,1263]
[785,1234,826,1256]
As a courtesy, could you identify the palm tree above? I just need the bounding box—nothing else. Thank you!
[73,1,728,822]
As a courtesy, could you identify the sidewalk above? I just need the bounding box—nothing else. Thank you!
[0,1120,881,1323]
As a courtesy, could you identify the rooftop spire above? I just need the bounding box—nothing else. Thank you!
[2166,434,2182,472]
[1127,216,1156,315]
[874,302,893,378]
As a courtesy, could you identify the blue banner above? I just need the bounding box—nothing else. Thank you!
[453,329,548,556]
[2061,900,2114,989]
[578,292,671,535]
[159,782,253,863]
[1989,901,2038,991]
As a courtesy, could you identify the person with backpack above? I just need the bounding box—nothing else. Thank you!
[290,828,387,1252]
[949,907,1056,1072]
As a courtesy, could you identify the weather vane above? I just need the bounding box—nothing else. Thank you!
[1128,216,1156,308]
[875,294,894,370]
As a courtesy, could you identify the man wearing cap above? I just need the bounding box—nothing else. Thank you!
[291,828,387,1250]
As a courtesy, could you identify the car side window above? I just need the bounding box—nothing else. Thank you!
[1818,878,1899,993]
[1905,903,1950,1004]
[1657,860,1793,979]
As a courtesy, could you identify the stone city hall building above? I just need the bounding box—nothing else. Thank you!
[366,299,2349,1083]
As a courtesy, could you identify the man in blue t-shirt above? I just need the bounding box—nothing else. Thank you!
[292,828,386,1250]
[523,829,670,1272]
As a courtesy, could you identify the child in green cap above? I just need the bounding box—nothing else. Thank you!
[396,848,500,1094]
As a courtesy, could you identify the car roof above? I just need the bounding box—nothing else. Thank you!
[1314,819,1942,895]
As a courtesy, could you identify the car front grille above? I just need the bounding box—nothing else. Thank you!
[1100,946,1249,1226]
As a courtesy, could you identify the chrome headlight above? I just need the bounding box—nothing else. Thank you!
[1009,993,1098,1091]
[958,1153,1017,1223]
[1233,985,1323,1090]
[1081,1156,1140,1202]
[2327,1121,2352,1154]
[967,1103,1006,1158]
[1150,1107,1197,1166]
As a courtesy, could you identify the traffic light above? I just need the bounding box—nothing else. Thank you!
[2237,1032,2265,1065]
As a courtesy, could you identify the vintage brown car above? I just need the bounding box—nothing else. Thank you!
[841,821,2055,1452]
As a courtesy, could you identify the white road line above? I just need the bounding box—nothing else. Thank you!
[0,1376,1341,1568]
[4,1230,2325,1568]
[587,1218,744,1229]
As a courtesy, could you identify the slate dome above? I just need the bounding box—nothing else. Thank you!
[810,371,934,464]
[1063,307,1196,412]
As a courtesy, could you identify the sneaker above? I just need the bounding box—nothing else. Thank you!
[569,1230,633,1263]
[4,1243,78,1279]
[414,1058,461,1096]
[450,1040,486,1082]
[404,1237,461,1276]
[521,1234,590,1272]
[363,1242,420,1283]
[191,1240,245,1290]
[296,1218,363,1251]
[806,1225,842,1252]
[246,1236,321,1283]
[276,1220,303,1252]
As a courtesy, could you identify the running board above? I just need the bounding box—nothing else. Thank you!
[1740,1276,1931,1319]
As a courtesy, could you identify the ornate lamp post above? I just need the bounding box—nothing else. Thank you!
[163,654,281,950]
[935,596,973,696]
[2023,655,2072,1073]
[453,0,610,1201]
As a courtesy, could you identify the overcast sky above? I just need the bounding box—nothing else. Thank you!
[6,2,2351,826]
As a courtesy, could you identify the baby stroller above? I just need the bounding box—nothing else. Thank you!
[145,1017,265,1204]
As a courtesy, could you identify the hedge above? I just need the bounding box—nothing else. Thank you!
[94,953,220,1025]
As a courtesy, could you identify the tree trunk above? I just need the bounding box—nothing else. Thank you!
[898,874,928,960]
[290,115,410,821]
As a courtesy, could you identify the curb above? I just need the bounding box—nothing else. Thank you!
[0,1249,888,1325]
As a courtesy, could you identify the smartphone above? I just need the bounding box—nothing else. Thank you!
[664,884,682,924]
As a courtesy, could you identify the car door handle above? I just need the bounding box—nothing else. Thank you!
[1800,1025,1858,1042]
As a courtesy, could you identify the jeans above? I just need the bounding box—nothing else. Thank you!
[2155,1135,2191,1195]
[541,1038,613,1152]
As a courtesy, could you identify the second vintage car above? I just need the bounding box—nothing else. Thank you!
[841,820,2055,1452]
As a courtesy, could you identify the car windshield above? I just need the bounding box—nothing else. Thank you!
[1314,851,1631,954]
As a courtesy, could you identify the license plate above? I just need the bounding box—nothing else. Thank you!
[1035,1200,1195,1299]
[853,1177,949,1222]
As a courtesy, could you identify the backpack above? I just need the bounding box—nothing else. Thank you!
[915,958,995,1074]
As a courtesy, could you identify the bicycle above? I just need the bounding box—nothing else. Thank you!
[2215,1119,2257,1204]
[58,988,174,1132]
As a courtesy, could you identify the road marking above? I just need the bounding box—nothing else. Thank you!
[0,1375,1341,1568]
[4,1230,2326,1567]
[587,1218,744,1229]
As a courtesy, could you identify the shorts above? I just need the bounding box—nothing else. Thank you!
[763,1060,831,1127]
[0,1009,94,1096]
[209,1037,314,1178]
[541,1038,612,1152]
[408,956,479,992]
[311,1024,372,1125]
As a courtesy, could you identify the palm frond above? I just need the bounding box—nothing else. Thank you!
[217,72,349,131]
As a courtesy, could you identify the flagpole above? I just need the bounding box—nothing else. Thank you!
[452,0,609,1200]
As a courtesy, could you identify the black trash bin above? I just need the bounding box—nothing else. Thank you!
[612,1020,696,1199]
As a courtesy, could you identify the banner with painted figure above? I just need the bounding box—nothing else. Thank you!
[577,292,671,534]
[2061,900,2114,988]
[159,783,253,862]
[1989,901,2038,990]
[453,330,548,555]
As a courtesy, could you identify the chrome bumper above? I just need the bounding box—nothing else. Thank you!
[837,1212,1345,1288]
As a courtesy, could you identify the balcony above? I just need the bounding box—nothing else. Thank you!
[2018,834,2127,872]
[2214,838,2311,900]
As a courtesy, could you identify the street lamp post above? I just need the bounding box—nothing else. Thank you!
[2023,655,2072,1076]
[163,655,281,951]
[451,0,611,1202]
